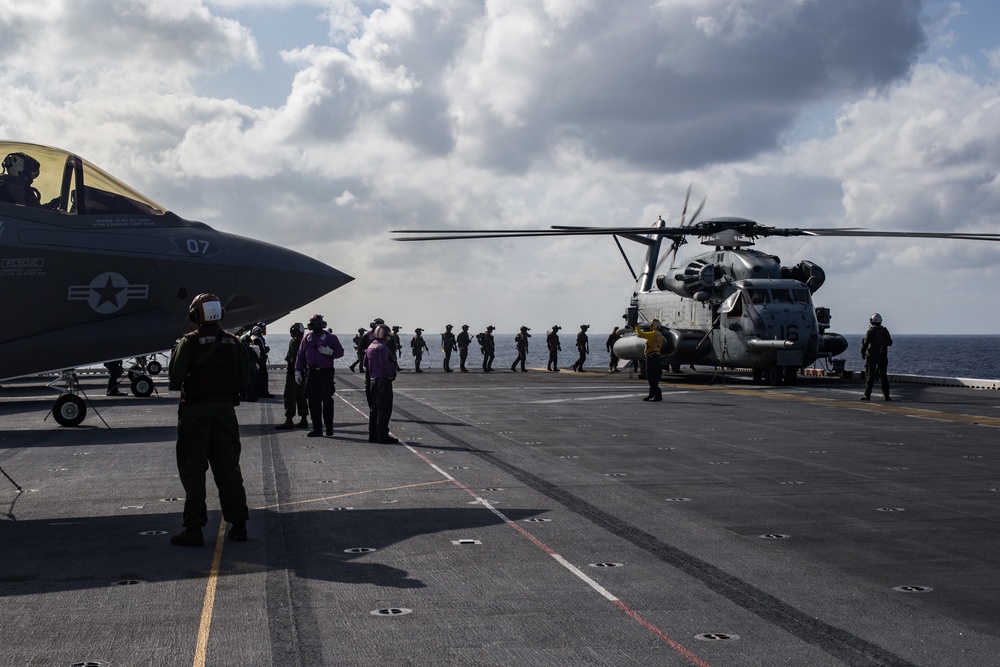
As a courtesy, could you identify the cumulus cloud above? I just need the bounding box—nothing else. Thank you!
[1,0,998,332]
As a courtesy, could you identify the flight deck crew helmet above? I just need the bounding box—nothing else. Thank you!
[373,325,390,340]
[188,293,224,324]
[2,152,40,183]
[251,326,263,336]
[308,314,326,332]
[870,313,882,326]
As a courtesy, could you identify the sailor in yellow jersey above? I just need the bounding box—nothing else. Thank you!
[634,319,665,402]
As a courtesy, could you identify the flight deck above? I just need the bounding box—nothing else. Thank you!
[1,368,999,666]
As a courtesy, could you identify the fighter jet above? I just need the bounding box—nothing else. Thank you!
[0,141,352,423]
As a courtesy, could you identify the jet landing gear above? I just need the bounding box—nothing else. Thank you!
[53,393,86,427]
[126,357,156,397]
[47,371,88,427]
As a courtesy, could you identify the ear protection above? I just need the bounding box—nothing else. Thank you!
[188,293,225,324]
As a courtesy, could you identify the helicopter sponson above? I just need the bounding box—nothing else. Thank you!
[612,325,714,361]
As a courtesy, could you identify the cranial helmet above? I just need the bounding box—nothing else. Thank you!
[290,322,305,336]
[373,325,390,340]
[188,293,224,324]
[870,313,882,325]
[308,314,326,331]
[2,152,40,182]
[251,326,263,336]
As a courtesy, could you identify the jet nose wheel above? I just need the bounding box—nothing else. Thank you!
[146,360,162,375]
[131,374,155,398]
[53,394,86,427]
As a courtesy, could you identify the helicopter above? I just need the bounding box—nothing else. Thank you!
[0,141,352,425]
[393,192,1000,385]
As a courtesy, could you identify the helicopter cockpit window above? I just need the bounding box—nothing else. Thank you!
[791,288,811,305]
[748,288,768,305]
[771,289,793,303]
[722,291,743,317]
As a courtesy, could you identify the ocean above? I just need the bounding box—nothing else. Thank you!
[260,332,1000,381]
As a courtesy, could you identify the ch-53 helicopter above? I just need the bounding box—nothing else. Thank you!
[0,141,352,425]
[394,191,1000,385]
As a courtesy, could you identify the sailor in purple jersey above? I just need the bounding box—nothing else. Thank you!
[364,324,398,444]
[295,314,344,437]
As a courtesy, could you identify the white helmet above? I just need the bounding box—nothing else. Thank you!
[870,313,882,325]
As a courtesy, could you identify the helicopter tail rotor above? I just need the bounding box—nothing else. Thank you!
[656,184,705,274]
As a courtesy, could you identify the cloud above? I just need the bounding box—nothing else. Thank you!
[1,0,998,333]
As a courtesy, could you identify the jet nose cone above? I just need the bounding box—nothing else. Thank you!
[231,234,353,322]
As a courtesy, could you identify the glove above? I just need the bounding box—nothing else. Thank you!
[318,345,334,356]
[295,371,304,385]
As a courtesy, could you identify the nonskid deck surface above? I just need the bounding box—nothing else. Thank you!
[1,368,999,666]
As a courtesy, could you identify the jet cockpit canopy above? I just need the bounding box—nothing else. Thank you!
[0,141,165,216]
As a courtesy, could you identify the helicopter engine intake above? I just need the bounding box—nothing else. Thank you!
[781,260,826,294]
[656,259,717,298]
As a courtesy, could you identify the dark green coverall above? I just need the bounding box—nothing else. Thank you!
[861,323,893,400]
[169,325,251,529]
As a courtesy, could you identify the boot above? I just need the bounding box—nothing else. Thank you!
[170,526,204,547]
[228,522,248,542]
[296,417,309,428]
[275,418,294,430]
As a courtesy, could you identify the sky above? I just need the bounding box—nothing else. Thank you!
[2,0,1000,335]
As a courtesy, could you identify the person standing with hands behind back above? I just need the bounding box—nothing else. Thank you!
[860,312,893,401]
[168,293,251,546]
[296,314,344,437]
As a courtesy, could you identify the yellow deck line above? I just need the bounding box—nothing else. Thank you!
[193,519,228,667]
[191,480,448,665]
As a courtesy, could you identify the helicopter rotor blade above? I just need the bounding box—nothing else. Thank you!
[679,184,691,228]
[392,226,693,241]
[798,229,1000,241]
[393,225,1000,243]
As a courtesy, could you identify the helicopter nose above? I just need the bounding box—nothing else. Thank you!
[231,234,353,318]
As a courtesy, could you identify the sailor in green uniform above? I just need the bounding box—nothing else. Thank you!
[168,293,251,546]
[860,312,893,401]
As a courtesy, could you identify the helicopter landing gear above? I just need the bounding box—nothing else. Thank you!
[52,393,86,427]
[130,374,155,397]
[763,365,782,386]
[783,366,798,386]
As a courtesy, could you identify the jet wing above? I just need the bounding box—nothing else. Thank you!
[0,309,185,381]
